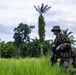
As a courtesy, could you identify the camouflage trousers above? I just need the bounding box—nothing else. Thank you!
[72,56,76,68]
[59,53,76,72]
[59,57,73,71]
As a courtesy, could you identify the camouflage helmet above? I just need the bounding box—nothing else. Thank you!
[51,26,61,32]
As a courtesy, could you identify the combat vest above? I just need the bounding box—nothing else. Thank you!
[54,34,71,58]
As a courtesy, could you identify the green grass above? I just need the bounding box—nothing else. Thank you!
[0,57,73,75]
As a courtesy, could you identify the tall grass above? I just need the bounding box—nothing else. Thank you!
[0,57,71,75]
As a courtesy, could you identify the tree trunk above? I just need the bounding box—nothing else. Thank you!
[16,48,19,59]
[0,52,1,58]
[0,44,1,58]
[40,44,43,56]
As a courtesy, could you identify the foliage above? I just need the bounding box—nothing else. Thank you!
[62,29,76,46]
[20,43,28,57]
[28,38,40,57]
[0,38,53,58]
[62,29,73,37]
[42,40,52,55]
[21,38,53,57]
[13,23,35,58]
[13,23,35,46]
[0,41,16,58]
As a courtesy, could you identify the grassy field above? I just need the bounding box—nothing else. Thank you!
[0,56,73,75]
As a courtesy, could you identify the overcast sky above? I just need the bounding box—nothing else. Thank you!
[0,0,76,42]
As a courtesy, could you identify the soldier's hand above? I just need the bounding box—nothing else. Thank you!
[56,46,60,51]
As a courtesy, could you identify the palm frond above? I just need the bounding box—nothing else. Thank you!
[34,3,51,14]
[44,6,51,13]
[66,29,69,32]
[34,6,40,13]
[44,5,48,9]
[40,3,44,13]
[67,32,73,36]
[38,5,40,13]
[41,3,44,10]
[62,29,73,36]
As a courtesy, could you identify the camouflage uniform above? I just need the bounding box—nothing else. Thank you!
[51,26,71,70]
[54,34,71,70]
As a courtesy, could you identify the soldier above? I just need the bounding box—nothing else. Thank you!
[51,26,72,70]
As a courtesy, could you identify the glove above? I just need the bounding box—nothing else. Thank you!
[56,45,61,51]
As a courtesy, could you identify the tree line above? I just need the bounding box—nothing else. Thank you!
[0,22,75,58]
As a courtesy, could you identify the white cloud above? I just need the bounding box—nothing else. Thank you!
[0,0,76,42]
[0,33,14,43]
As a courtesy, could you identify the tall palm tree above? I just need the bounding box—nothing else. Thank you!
[34,3,51,42]
[34,3,51,56]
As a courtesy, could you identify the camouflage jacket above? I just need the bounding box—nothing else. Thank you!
[54,33,71,57]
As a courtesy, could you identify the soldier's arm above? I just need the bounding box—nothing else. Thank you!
[57,35,71,51]
[60,43,71,50]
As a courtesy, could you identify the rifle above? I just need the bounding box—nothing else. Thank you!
[50,45,58,66]
[50,36,62,66]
